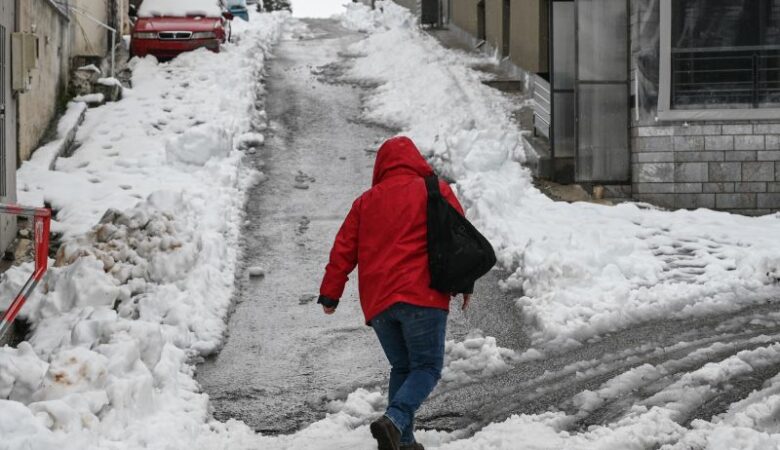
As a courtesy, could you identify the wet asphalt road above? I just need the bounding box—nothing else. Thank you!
[198,18,780,440]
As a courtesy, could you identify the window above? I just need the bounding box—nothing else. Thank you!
[671,0,780,109]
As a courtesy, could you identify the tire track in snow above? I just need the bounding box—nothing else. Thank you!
[417,302,780,436]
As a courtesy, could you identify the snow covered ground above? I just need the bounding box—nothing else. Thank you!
[338,2,780,355]
[1,12,289,449]
[4,2,780,449]
[291,0,346,18]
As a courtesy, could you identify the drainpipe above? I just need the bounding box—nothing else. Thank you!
[14,0,20,173]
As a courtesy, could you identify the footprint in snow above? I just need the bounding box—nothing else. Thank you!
[119,185,132,190]
[89,178,101,184]
[294,171,316,190]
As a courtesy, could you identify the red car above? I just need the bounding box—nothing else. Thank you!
[130,0,233,59]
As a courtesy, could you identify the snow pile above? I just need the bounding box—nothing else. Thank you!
[0,343,48,402]
[138,0,223,17]
[72,93,104,106]
[341,1,780,353]
[236,131,265,150]
[2,10,287,448]
[166,124,233,166]
[441,330,517,385]
[292,0,346,19]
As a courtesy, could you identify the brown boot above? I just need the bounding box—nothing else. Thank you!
[370,416,401,450]
[400,443,425,450]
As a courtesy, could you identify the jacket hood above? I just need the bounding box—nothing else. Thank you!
[372,136,433,186]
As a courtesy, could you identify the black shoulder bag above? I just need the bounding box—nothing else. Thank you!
[425,175,497,294]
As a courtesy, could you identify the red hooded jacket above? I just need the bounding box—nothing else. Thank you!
[319,136,465,324]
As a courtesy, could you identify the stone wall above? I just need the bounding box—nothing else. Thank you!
[632,123,780,215]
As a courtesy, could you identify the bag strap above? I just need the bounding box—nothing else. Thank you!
[425,175,441,198]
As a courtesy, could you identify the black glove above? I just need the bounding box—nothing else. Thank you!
[317,295,339,309]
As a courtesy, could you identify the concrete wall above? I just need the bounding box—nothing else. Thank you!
[17,0,71,162]
[484,0,503,55]
[451,0,481,37]
[71,0,110,58]
[0,0,17,252]
[70,0,127,57]
[452,0,548,73]
[510,0,547,73]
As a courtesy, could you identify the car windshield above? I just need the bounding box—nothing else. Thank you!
[137,0,223,18]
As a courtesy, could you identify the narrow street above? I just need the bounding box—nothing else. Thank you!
[196,19,389,434]
[196,17,514,434]
[198,16,780,442]
[7,2,780,449]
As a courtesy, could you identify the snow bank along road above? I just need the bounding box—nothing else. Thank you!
[3,3,780,450]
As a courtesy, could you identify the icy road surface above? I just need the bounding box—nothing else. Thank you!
[196,18,512,435]
[197,19,395,433]
[199,13,780,446]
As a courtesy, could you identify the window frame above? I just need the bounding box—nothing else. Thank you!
[657,0,780,121]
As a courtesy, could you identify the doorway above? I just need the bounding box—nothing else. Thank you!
[0,2,10,198]
[502,0,511,58]
[575,0,630,183]
[477,0,486,42]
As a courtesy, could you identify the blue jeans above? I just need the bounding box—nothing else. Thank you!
[372,303,448,445]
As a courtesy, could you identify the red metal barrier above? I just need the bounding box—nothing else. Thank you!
[0,204,51,341]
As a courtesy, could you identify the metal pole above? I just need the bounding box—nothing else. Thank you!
[0,205,50,341]
[111,28,115,78]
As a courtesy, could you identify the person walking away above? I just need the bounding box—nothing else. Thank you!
[317,136,471,450]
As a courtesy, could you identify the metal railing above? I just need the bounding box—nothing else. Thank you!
[0,204,51,341]
[533,75,551,139]
[672,45,780,108]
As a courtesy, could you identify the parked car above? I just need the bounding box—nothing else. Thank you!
[130,0,234,59]
[227,0,250,21]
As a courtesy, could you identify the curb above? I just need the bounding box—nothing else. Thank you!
[28,101,88,171]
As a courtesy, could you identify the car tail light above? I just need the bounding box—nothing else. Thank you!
[192,31,217,39]
[133,32,157,39]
